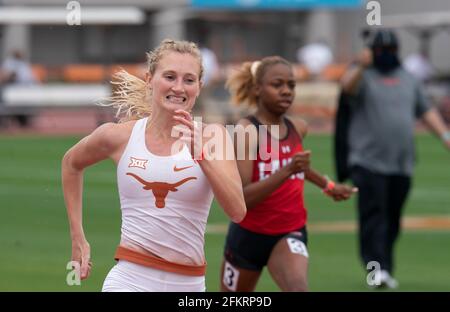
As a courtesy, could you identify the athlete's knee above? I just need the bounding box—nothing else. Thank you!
[279,271,308,292]
[284,278,308,292]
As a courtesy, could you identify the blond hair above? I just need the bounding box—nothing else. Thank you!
[101,39,203,122]
[226,56,291,107]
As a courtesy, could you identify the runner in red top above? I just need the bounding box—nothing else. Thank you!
[220,56,358,292]
[239,115,307,235]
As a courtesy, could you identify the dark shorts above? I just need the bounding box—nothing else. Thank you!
[223,222,308,271]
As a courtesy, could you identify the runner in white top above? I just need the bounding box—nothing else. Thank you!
[117,117,213,266]
[61,39,246,292]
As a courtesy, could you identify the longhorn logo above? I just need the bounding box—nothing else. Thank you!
[126,172,197,208]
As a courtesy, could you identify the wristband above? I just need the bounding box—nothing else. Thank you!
[322,178,336,196]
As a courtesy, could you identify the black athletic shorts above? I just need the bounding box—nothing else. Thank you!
[223,222,308,271]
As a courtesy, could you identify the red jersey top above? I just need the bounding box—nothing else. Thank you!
[239,116,307,235]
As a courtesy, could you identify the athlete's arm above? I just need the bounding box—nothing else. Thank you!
[173,109,247,223]
[235,119,310,210]
[61,122,125,279]
[173,110,246,223]
[199,123,247,223]
[288,117,327,188]
[289,117,358,201]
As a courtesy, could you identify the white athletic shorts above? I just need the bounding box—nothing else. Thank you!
[102,260,206,292]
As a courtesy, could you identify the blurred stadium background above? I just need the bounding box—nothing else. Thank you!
[0,0,449,291]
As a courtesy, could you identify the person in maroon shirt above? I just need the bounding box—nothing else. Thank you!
[220,56,357,292]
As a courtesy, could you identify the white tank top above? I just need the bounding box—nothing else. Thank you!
[117,117,214,265]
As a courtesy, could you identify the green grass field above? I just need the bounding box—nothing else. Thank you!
[0,133,449,291]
